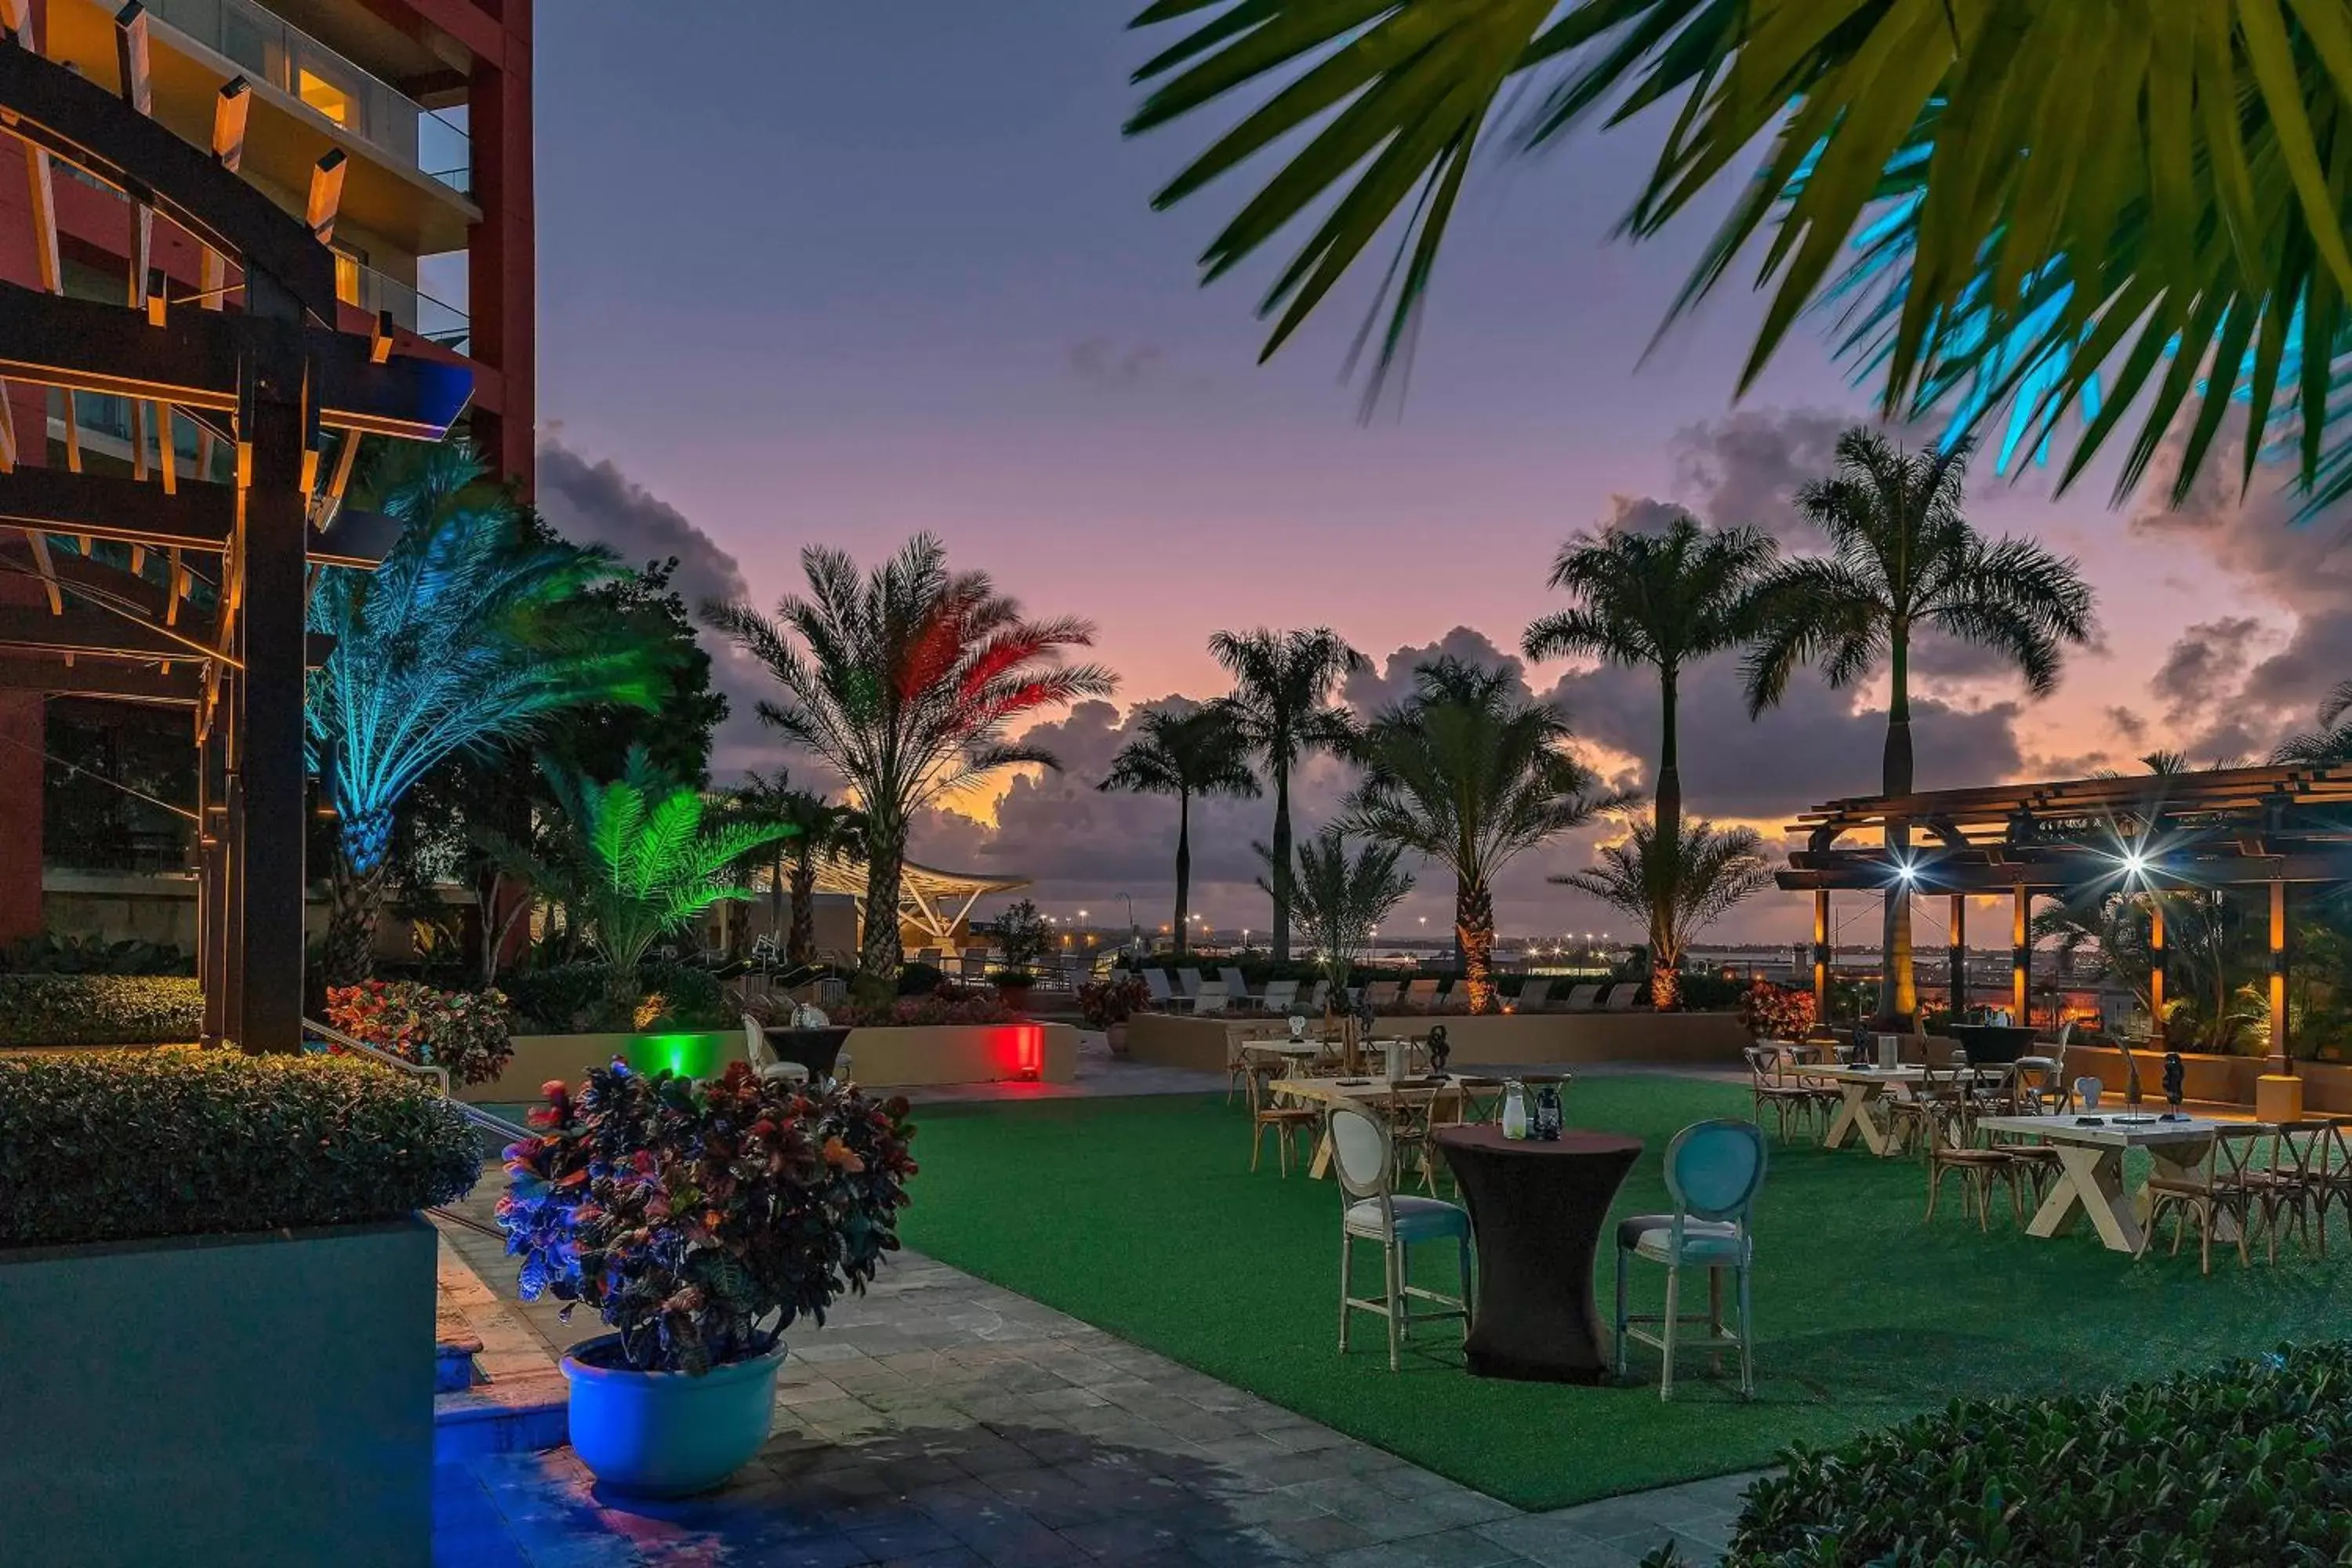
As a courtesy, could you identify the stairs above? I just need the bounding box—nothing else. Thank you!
[434,1240,568,1460]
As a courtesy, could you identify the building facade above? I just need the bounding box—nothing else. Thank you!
[0,0,533,943]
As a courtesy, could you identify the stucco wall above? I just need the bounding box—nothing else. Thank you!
[459,1022,1080,1102]
[1125,1011,1751,1073]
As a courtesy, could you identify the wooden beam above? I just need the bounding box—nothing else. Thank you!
[306,149,346,245]
[211,77,248,172]
[0,652,200,702]
[0,601,219,662]
[0,466,234,550]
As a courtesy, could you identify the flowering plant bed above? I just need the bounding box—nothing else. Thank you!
[1736,978,1816,1041]
[499,1060,916,1374]
[832,983,1014,1029]
[1077,973,1150,1029]
[326,979,517,1085]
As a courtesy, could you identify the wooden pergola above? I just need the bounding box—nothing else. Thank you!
[0,15,467,1051]
[1778,762,2352,1074]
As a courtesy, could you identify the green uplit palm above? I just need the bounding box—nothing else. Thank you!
[729,772,866,970]
[1100,706,1261,956]
[1554,817,1773,1007]
[706,534,1115,978]
[1123,0,2352,503]
[308,441,654,984]
[2274,684,2352,767]
[1210,626,1368,961]
[1257,826,1414,1002]
[499,749,790,1001]
[1744,428,2096,1025]
[1341,657,1621,1013]
[1523,514,1773,1001]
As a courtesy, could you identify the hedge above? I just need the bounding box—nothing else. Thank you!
[0,975,204,1046]
[1649,1343,2352,1566]
[503,960,728,1034]
[0,1047,481,1247]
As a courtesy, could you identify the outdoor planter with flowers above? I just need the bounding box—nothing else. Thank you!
[1079,973,1151,1054]
[326,978,517,1086]
[499,1059,916,1496]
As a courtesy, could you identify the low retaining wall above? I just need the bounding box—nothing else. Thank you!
[0,1217,434,1566]
[2063,1045,2352,1114]
[1125,1010,1751,1073]
[459,1023,1080,1101]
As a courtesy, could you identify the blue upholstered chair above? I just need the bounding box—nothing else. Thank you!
[1614,1118,1767,1399]
[1330,1102,1472,1371]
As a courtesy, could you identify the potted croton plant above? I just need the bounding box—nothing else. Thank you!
[1078,973,1151,1055]
[499,1059,916,1496]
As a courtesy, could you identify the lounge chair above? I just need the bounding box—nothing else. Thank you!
[1604,983,1643,1011]
[1515,977,1555,1013]
[1219,967,1255,1009]
[959,947,990,979]
[1305,978,1330,1013]
[913,947,943,967]
[1401,978,1440,1009]
[1177,967,1206,1000]
[1561,983,1601,1012]
[1364,979,1402,1009]
[1261,978,1300,1015]
[1194,982,1231,1015]
[1142,968,1184,1011]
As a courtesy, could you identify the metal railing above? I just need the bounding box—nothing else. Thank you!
[303,1014,528,1145]
[347,260,469,353]
[147,0,472,193]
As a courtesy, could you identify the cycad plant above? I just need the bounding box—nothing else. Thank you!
[729,772,866,970]
[497,749,790,1014]
[1099,706,1260,956]
[308,441,653,983]
[1523,514,1773,1006]
[1744,428,2095,1024]
[1341,657,1619,1013]
[1258,826,1414,1006]
[1209,626,1367,961]
[1555,817,1773,1008]
[706,534,1114,978]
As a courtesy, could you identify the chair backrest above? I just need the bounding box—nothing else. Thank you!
[1563,983,1599,1011]
[1664,1119,1769,1224]
[1517,977,1554,1011]
[1263,978,1298,1010]
[1220,967,1250,996]
[1327,1102,1395,1200]
[1742,1044,1790,1089]
[1403,978,1439,1003]
[744,1013,774,1073]
[1144,968,1174,1001]
[915,947,942,965]
[1306,978,1330,1011]
[1604,984,1639,1011]
[1194,985,1230,1015]
[1366,979,1400,1006]
[1178,967,1204,997]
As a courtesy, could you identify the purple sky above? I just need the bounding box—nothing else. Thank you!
[528,4,2345,944]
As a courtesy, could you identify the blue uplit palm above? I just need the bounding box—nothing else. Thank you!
[308,441,656,982]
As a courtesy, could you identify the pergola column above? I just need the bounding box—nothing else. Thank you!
[2269,877,2290,1074]
[2147,896,2165,1041]
[1947,892,1966,1015]
[2010,881,2030,1024]
[1812,889,1829,1022]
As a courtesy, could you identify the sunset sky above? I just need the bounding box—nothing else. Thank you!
[524,3,2347,945]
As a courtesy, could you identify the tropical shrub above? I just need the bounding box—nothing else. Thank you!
[0,1047,478,1246]
[832,985,1015,1029]
[0,975,204,1046]
[0,933,193,975]
[1645,1344,2352,1566]
[503,961,730,1035]
[896,962,946,997]
[1077,974,1150,1029]
[1737,980,1817,1042]
[499,1060,916,1374]
[987,898,1050,984]
[325,980,516,1086]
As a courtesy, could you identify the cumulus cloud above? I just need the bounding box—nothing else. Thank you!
[1668,408,1853,546]
[2150,616,2270,733]
[1342,626,1526,715]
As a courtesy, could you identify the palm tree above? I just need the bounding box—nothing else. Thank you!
[1120,2,2352,509]
[1341,657,1620,1013]
[729,773,866,970]
[705,535,1115,979]
[1555,818,1774,1007]
[495,748,790,1015]
[1744,428,2096,1025]
[1099,706,1260,956]
[307,442,654,983]
[1256,826,1414,1005]
[1208,626,1367,961]
[1523,515,1774,1005]
[2274,686,2352,767]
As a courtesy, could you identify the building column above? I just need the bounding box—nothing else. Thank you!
[1947,892,1966,1017]
[468,9,535,491]
[2147,896,2165,1043]
[2011,882,2030,1024]
[1812,888,1830,1024]
[2269,877,2290,1075]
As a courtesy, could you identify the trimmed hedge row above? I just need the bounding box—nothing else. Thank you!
[1653,1343,2352,1566]
[0,975,204,1046]
[0,1047,481,1247]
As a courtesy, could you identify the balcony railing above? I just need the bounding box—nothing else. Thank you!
[345,260,470,354]
[147,0,471,194]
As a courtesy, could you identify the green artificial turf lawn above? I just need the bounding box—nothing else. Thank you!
[893,1076,2352,1510]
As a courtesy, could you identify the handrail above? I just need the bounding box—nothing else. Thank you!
[303,1014,530,1144]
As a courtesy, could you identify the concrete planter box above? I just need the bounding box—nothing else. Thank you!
[459,1023,1080,1102]
[2063,1045,2352,1116]
[0,1217,435,1566]
[1126,1010,1751,1073]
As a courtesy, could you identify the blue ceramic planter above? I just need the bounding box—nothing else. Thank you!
[562,1334,788,1497]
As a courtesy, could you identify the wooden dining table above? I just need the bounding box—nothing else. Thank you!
[1813,1064,1994,1156]
[1269,1075,1466,1180]
[1971,1112,2229,1253]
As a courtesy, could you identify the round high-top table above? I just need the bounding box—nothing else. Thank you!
[1434,1124,1644,1384]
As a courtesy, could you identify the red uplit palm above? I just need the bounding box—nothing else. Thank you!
[706,534,1115,978]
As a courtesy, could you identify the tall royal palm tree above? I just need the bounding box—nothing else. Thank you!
[1099,706,1260,956]
[730,772,866,969]
[1555,817,1775,1006]
[1523,515,1774,1004]
[1744,428,2096,1024]
[1119,1,2352,510]
[706,535,1115,979]
[308,441,654,983]
[1341,657,1620,1013]
[1209,626,1367,962]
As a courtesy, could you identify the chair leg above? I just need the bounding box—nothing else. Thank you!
[1338,1232,1352,1352]
[1384,1240,1403,1373]
[1736,1265,1755,1399]
[1659,1265,1680,1401]
[1250,1120,1265,1174]
[1397,1242,1411,1342]
[1613,1247,1630,1378]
